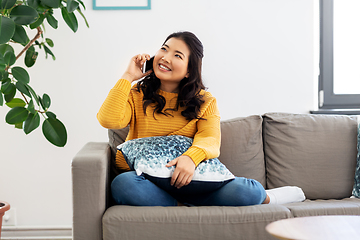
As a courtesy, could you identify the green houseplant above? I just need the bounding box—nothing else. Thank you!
[0,0,88,147]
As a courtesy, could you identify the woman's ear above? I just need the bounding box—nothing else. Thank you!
[185,72,189,78]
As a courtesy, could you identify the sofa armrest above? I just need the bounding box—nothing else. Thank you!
[72,142,111,240]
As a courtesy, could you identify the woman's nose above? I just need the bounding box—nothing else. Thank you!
[161,55,170,63]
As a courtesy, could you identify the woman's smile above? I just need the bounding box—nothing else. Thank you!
[158,63,171,72]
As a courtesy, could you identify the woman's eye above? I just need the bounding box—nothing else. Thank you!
[175,54,182,59]
[161,47,166,51]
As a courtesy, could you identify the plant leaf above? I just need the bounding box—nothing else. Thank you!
[77,0,86,10]
[0,16,16,44]
[46,13,58,29]
[16,81,31,97]
[1,77,10,83]
[5,106,29,124]
[1,80,15,94]
[4,51,16,66]
[40,0,60,8]
[61,7,78,32]
[10,5,39,25]
[0,55,5,69]
[76,8,89,28]
[0,71,9,81]
[67,0,79,13]
[25,45,38,67]
[0,58,6,71]
[11,24,29,46]
[29,13,44,29]
[42,93,50,109]
[4,86,15,102]
[45,38,53,47]
[1,0,16,9]
[0,54,4,64]
[24,112,40,134]
[5,98,26,108]
[45,111,56,119]
[0,92,3,106]
[43,45,55,60]
[12,66,30,84]
[27,0,40,9]
[25,84,40,106]
[1,78,10,89]
[0,44,14,56]
[15,122,23,129]
[42,118,67,147]
[27,99,36,114]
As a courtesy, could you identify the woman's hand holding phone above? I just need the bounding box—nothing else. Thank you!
[121,54,153,83]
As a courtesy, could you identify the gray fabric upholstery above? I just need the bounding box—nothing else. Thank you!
[103,205,289,240]
[219,115,266,187]
[108,126,129,158]
[283,198,360,217]
[263,113,357,199]
[72,142,111,240]
[72,113,360,240]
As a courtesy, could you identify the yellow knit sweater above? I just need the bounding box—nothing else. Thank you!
[97,79,221,171]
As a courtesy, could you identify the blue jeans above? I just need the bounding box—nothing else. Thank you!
[111,171,267,206]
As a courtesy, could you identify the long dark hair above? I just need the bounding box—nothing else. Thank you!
[135,31,206,120]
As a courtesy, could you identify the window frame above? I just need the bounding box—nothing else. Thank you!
[319,0,360,110]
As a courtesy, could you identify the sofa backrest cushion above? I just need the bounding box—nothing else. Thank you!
[108,126,129,161]
[263,112,357,200]
[219,115,266,187]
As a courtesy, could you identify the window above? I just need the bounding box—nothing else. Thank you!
[315,0,360,114]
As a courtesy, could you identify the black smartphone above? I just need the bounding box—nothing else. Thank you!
[143,56,154,73]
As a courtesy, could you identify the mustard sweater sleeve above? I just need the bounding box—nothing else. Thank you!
[183,96,221,166]
[97,79,133,129]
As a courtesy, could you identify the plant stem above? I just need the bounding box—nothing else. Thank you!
[20,92,29,105]
[20,92,45,114]
[15,27,43,61]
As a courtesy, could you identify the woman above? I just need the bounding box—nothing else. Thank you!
[97,31,305,206]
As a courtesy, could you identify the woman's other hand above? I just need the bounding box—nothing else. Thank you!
[166,155,195,189]
[121,54,153,83]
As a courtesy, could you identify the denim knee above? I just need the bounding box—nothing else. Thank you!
[111,172,138,204]
[224,177,266,206]
[111,171,177,206]
[247,179,267,205]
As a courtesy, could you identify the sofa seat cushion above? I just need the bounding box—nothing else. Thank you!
[103,205,291,240]
[283,198,360,217]
[263,113,357,199]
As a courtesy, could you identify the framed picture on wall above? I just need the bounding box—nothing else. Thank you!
[93,0,151,10]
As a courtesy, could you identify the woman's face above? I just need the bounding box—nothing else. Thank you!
[153,37,190,85]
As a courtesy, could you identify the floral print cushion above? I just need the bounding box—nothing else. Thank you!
[117,135,235,182]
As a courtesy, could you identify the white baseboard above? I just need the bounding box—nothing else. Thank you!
[1,226,72,240]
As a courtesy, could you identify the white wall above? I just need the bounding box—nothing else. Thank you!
[0,0,317,227]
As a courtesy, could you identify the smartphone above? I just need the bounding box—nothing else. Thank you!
[143,56,154,73]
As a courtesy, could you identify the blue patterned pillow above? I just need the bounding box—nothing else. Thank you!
[117,135,235,185]
[352,122,360,198]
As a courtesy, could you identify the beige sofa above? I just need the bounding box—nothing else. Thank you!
[72,112,360,240]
